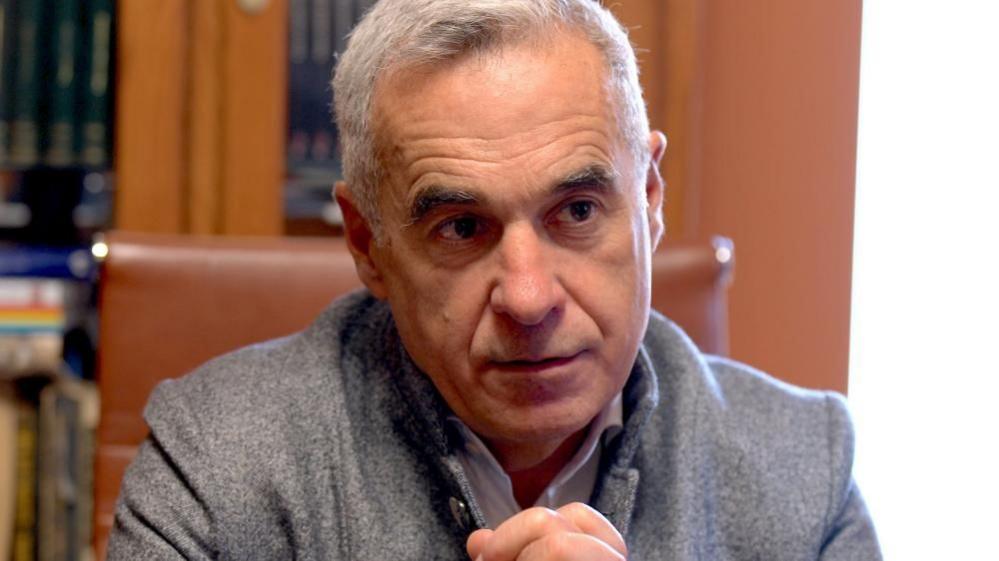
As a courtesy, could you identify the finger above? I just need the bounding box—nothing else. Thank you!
[555,503,627,558]
[480,507,580,561]
[515,531,626,561]
[467,528,493,560]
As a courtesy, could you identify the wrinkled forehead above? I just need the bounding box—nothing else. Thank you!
[368,31,627,182]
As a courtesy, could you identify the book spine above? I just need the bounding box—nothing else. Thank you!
[37,379,98,561]
[0,382,16,559]
[0,244,96,280]
[37,382,56,561]
[8,0,45,168]
[38,378,99,561]
[287,0,310,170]
[311,0,336,166]
[12,397,37,561]
[73,380,98,561]
[42,0,80,167]
[0,333,63,375]
[0,0,14,165]
[79,0,112,169]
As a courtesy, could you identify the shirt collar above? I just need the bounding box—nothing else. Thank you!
[447,393,624,528]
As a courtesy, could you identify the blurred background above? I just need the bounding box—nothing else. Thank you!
[0,0,996,559]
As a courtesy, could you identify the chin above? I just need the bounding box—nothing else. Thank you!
[484,400,597,444]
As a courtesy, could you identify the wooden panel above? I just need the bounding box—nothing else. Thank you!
[662,0,706,239]
[219,0,287,235]
[187,0,224,234]
[114,0,188,232]
[609,0,702,240]
[695,0,862,393]
[608,1,666,130]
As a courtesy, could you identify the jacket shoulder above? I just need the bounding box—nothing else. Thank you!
[111,292,391,557]
[640,313,859,551]
[643,311,853,466]
[140,291,388,482]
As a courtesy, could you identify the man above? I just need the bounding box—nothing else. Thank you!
[108,1,880,559]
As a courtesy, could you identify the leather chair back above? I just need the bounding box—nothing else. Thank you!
[93,231,734,557]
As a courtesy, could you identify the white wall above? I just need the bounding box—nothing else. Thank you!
[850,1,999,559]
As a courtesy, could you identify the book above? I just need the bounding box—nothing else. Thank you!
[0,0,18,165]
[0,277,68,379]
[0,381,17,559]
[79,0,113,169]
[8,0,47,168]
[0,274,93,560]
[37,376,98,561]
[0,276,94,382]
[12,377,44,561]
[287,0,311,170]
[287,0,351,178]
[0,332,62,377]
[42,0,81,167]
[0,244,95,280]
[287,0,372,233]
[0,277,70,331]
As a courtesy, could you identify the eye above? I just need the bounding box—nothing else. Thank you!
[437,215,482,241]
[554,199,598,225]
[566,200,594,222]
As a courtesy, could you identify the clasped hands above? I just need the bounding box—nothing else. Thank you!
[467,503,627,561]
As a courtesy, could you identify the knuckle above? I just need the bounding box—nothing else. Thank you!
[558,501,594,518]
[540,533,625,561]
[522,506,563,530]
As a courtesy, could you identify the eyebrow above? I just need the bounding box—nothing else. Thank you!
[405,163,621,225]
[407,185,480,225]
[552,164,620,196]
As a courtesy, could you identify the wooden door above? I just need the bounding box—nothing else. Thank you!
[115,0,286,235]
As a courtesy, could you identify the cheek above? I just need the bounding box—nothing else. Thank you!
[385,259,488,366]
[567,216,651,342]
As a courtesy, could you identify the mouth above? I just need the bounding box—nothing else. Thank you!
[490,351,585,373]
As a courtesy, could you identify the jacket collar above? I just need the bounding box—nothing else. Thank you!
[375,302,663,535]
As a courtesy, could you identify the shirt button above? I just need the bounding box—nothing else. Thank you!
[449,496,470,530]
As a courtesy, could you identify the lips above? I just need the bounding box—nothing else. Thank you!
[489,350,585,372]
[479,350,592,404]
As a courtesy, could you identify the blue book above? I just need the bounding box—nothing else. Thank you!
[0,245,94,280]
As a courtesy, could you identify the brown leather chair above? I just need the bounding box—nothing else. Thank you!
[93,231,734,557]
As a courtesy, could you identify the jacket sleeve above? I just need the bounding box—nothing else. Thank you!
[817,393,882,560]
[105,382,217,560]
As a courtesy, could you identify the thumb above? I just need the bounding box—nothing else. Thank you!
[466,528,493,560]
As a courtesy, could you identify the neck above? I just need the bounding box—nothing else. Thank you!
[488,428,588,509]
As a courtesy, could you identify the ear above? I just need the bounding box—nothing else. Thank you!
[334,181,389,299]
[645,131,667,251]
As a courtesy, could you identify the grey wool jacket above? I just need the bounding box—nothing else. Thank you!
[107,291,881,560]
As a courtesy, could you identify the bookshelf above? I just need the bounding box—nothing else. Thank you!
[1,2,113,560]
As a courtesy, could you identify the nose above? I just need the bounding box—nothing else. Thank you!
[489,224,564,326]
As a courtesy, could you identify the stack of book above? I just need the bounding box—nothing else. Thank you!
[0,0,114,170]
[285,0,377,234]
[0,244,97,561]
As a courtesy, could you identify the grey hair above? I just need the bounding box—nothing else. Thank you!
[332,0,650,233]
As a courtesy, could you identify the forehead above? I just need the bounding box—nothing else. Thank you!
[370,33,627,205]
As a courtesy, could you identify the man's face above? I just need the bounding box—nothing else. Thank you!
[348,33,664,467]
